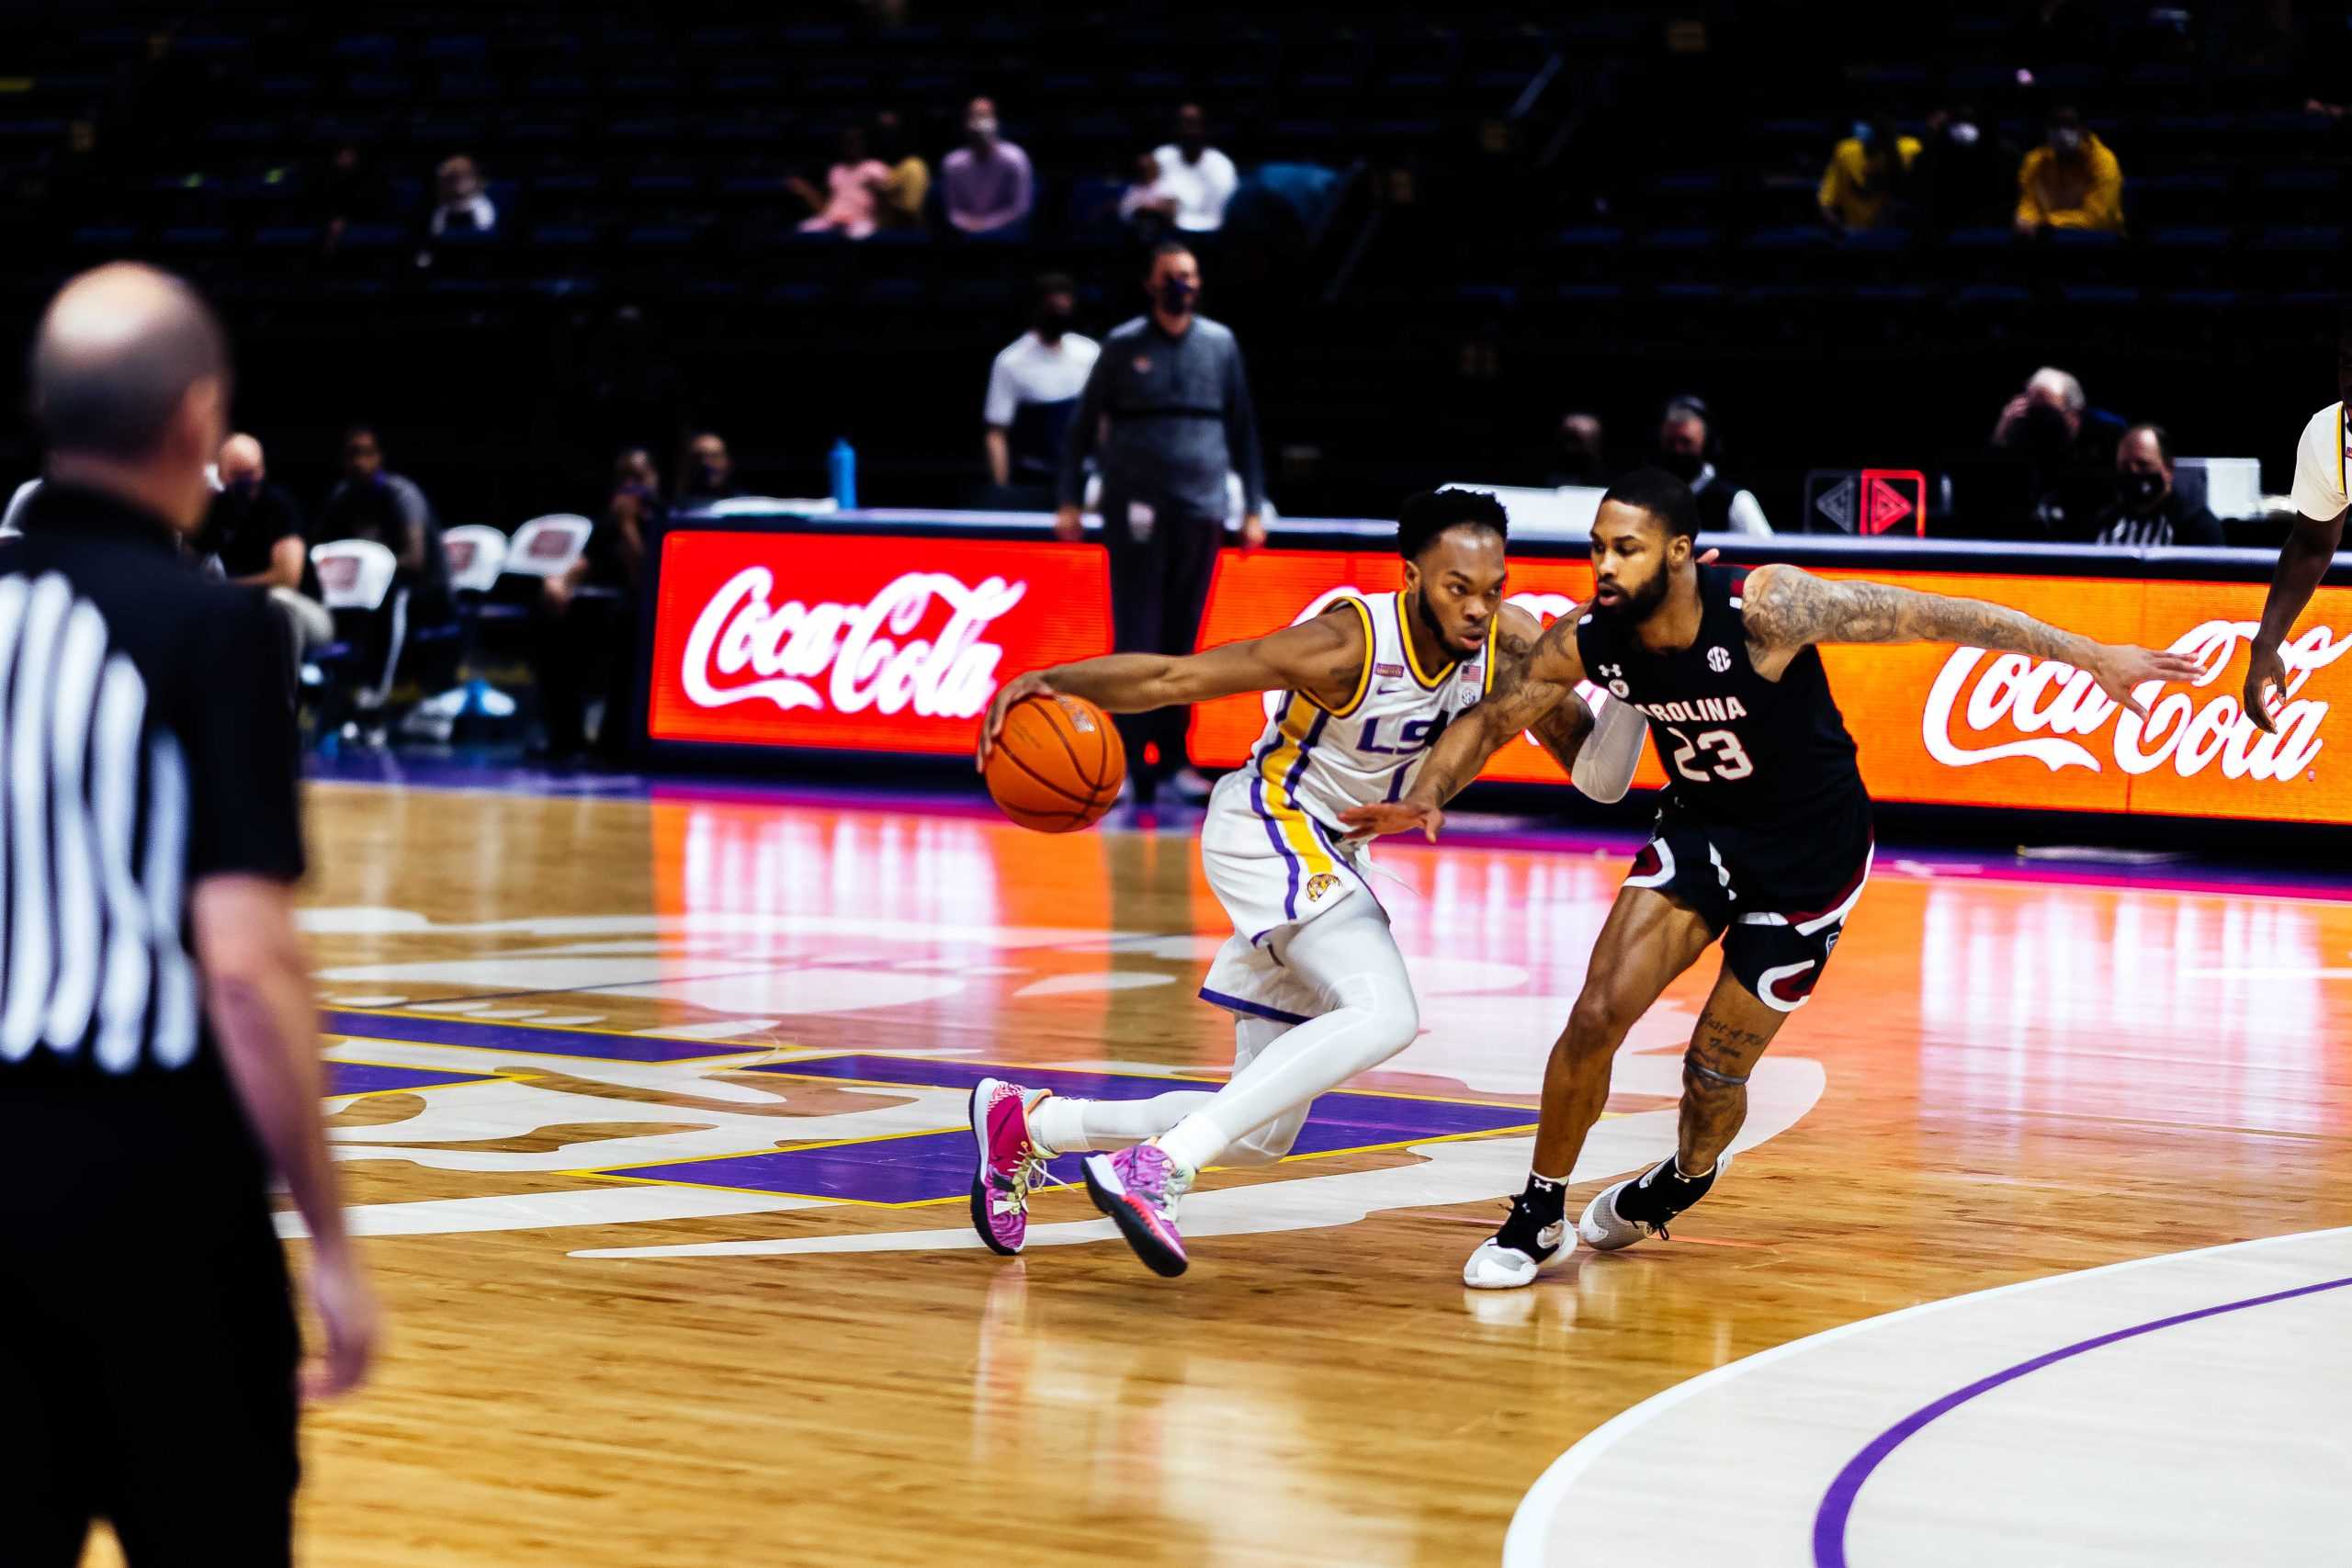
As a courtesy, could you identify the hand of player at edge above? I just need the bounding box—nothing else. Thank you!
[978,671,1058,771]
[2242,639,2289,735]
[1338,798,1443,843]
[2090,643,2204,719]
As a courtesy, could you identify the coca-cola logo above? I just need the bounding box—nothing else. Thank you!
[1922,620,2352,782]
[681,566,1025,719]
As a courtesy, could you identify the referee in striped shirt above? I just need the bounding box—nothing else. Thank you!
[0,264,377,1564]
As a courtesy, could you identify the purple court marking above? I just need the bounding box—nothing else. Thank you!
[622,1055,1534,1201]
[326,1061,498,1097]
[1811,1272,2352,1568]
[321,1010,750,1063]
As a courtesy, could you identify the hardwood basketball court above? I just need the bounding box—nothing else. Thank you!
[84,773,2352,1565]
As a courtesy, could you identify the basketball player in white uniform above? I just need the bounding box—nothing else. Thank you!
[969,489,1630,1276]
[2245,318,2352,731]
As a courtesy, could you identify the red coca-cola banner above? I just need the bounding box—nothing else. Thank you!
[644,528,2352,824]
[645,530,1113,752]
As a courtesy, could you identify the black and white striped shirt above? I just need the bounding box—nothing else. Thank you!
[0,482,303,1089]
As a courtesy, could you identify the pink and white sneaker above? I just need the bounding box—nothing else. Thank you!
[1082,1143,1193,1277]
[968,1078,1055,1256]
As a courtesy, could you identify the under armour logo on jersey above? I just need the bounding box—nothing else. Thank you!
[1599,663,1624,681]
[1706,647,1733,673]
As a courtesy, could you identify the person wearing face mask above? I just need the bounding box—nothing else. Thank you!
[1140,103,1239,233]
[984,273,1102,494]
[942,96,1035,236]
[2015,106,2124,234]
[1816,116,1918,233]
[2091,425,2221,548]
[1656,397,1771,536]
[1058,242,1267,807]
[199,433,333,690]
[198,434,306,591]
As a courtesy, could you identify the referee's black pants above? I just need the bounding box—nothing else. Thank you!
[1102,491,1223,798]
[0,1089,300,1565]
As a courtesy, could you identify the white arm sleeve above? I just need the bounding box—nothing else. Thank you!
[1727,488,1774,536]
[2290,403,2349,522]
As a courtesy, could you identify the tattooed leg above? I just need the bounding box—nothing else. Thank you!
[1677,967,1793,1176]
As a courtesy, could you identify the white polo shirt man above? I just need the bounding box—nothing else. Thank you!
[985,327,1100,486]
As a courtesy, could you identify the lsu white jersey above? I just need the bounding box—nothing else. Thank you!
[1242,590,1496,840]
[2290,400,2349,523]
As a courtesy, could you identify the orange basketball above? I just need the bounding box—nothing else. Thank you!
[985,692,1126,832]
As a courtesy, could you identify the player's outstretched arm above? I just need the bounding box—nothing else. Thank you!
[977,606,1364,768]
[1741,562,2201,717]
[1339,612,1587,840]
[2245,509,2348,733]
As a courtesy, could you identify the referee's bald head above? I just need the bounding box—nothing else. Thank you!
[31,263,230,465]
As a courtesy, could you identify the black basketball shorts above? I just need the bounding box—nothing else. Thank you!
[1624,819,1874,1012]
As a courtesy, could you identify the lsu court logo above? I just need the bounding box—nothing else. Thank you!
[298,908,1829,1261]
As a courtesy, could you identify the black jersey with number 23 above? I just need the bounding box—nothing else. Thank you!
[1575,564,1871,900]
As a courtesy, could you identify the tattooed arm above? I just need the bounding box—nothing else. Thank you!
[1339,606,1589,840]
[979,600,1366,766]
[1740,563,2201,716]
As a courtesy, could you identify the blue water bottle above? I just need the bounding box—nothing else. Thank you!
[829,437,857,510]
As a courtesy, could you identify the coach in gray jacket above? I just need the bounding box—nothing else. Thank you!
[1057,240,1265,807]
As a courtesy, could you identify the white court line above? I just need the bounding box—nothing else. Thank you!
[2182,967,2352,979]
[1501,1224,2352,1568]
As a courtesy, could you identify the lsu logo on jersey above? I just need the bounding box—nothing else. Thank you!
[1305,872,1341,902]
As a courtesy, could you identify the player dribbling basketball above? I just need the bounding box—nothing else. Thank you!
[969,489,1611,1276]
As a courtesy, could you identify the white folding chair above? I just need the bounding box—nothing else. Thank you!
[501,513,594,580]
[441,525,510,592]
[310,539,398,611]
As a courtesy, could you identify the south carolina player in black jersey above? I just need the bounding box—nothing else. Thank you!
[1343,469,2199,1288]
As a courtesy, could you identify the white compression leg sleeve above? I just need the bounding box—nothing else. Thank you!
[1027,1015,1288,1156]
[1155,897,1418,1175]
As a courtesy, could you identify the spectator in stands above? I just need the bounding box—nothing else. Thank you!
[1656,396,1771,535]
[986,273,1101,493]
[534,463,655,762]
[2015,107,2123,234]
[1119,152,1182,243]
[316,142,389,256]
[1991,367,2125,458]
[428,154,497,238]
[943,96,1034,235]
[791,127,895,240]
[1990,367,2124,537]
[675,432,741,508]
[871,110,931,231]
[1544,412,1609,486]
[203,433,332,686]
[1816,117,1918,232]
[316,425,453,719]
[615,446,661,494]
[1057,241,1264,807]
[1140,104,1239,234]
[2092,424,2222,547]
[200,434,305,590]
[1910,105,2014,233]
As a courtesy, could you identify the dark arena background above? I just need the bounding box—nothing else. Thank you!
[4,4,2350,1565]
